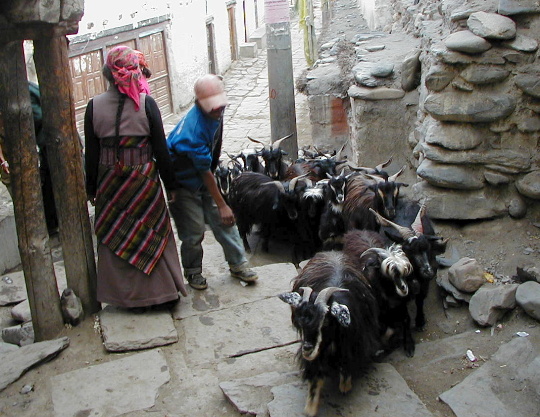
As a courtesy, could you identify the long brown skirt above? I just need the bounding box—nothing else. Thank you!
[96,234,187,308]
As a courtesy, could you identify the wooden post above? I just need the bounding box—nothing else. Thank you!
[0,40,64,341]
[32,35,100,315]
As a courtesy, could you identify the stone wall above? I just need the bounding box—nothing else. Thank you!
[307,0,540,220]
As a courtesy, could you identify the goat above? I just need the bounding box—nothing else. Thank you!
[279,251,380,417]
[318,170,352,250]
[342,166,408,231]
[342,229,416,356]
[228,171,307,253]
[370,206,448,331]
[247,134,292,180]
[215,155,243,203]
[285,142,348,182]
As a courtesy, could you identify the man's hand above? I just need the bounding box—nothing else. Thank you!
[218,204,236,226]
[167,189,179,204]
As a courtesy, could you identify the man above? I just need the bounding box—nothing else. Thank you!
[167,74,258,290]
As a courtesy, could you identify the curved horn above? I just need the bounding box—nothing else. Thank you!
[369,208,415,239]
[365,173,386,183]
[315,287,348,305]
[375,157,393,173]
[342,162,378,174]
[289,173,310,191]
[247,136,266,146]
[334,140,348,161]
[411,204,427,235]
[272,133,294,150]
[360,247,389,260]
[300,287,313,302]
[273,180,286,193]
[388,165,406,182]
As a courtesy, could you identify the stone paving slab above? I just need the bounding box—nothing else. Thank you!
[439,337,540,417]
[177,296,297,366]
[51,349,170,417]
[0,261,67,306]
[99,305,178,352]
[173,262,298,320]
[0,336,69,391]
[267,363,434,417]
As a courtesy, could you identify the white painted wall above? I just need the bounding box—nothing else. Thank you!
[71,0,266,113]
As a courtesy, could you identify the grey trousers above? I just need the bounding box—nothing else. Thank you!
[169,187,247,276]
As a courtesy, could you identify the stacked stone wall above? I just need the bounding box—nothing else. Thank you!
[327,0,540,220]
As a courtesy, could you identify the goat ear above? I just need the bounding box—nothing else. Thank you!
[278,292,302,307]
[330,302,350,327]
[429,237,449,255]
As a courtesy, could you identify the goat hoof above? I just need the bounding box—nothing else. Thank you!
[405,346,415,358]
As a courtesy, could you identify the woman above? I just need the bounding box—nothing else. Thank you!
[84,45,187,310]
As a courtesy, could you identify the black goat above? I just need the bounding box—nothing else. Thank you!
[228,171,306,253]
[342,229,416,356]
[318,171,352,250]
[342,166,408,231]
[215,157,242,202]
[279,251,380,417]
[370,206,448,331]
[247,134,292,180]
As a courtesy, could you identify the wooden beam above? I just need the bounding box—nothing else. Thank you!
[33,35,100,315]
[0,40,64,341]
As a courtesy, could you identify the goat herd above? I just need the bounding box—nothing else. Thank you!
[215,135,449,416]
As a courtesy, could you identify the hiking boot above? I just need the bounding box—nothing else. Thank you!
[186,273,208,290]
[230,267,258,283]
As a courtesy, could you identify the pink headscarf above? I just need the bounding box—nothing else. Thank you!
[134,50,152,95]
[106,46,143,111]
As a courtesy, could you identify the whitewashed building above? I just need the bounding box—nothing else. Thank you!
[66,0,265,131]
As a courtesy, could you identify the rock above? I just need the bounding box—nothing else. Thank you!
[420,142,530,171]
[444,30,492,54]
[502,33,538,52]
[517,115,540,132]
[0,337,69,391]
[424,119,486,150]
[1,322,34,346]
[348,85,405,100]
[366,44,385,52]
[99,305,178,352]
[436,273,473,303]
[424,93,516,123]
[515,74,540,98]
[425,67,455,91]
[412,181,508,220]
[11,300,31,323]
[498,0,540,15]
[484,170,512,186]
[467,12,516,40]
[219,371,299,416]
[516,265,540,283]
[401,49,421,91]
[468,283,519,326]
[370,62,394,77]
[515,170,540,199]
[515,281,540,320]
[439,337,540,417]
[51,349,170,417]
[508,196,527,218]
[451,78,474,92]
[0,271,27,306]
[417,159,484,190]
[448,257,486,292]
[306,63,343,95]
[460,65,510,85]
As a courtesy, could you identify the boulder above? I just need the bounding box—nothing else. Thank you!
[444,30,492,54]
[515,281,540,321]
[469,283,519,326]
[448,257,486,292]
[515,171,540,199]
[424,93,516,123]
[467,12,516,40]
